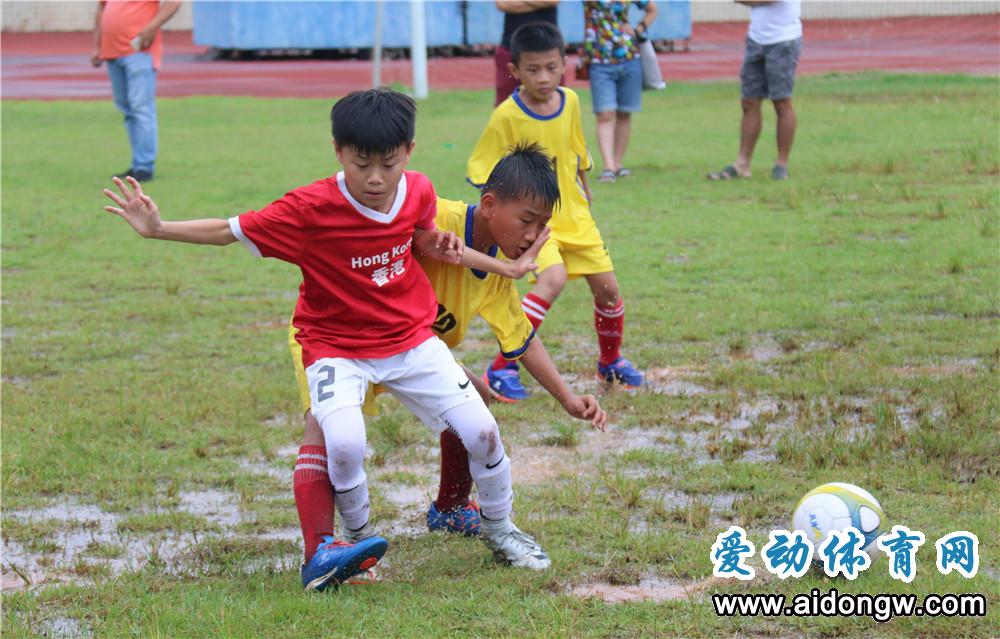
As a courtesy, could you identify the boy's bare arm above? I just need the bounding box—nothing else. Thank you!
[103,176,237,245]
[458,226,550,280]
[413,227,464,265]
[519,338,608,430]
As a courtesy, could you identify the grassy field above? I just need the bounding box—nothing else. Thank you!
[2,72,998,637]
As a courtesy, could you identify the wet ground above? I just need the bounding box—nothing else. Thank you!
[3,345,977,594]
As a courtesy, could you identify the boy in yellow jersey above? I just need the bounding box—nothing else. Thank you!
[468,22,646,403]
[291,144,607,562]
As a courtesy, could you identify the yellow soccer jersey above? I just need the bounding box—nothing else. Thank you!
[417,198,535,359]
[467,87,596,246]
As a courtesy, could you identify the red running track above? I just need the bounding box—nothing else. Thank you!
[2,15,997,100]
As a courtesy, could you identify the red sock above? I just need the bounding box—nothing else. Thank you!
[435,429,473,512]
[293,445,335,562]
[595,300,625,367]
[490,293,550,370]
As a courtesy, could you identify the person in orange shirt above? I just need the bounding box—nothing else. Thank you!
[91,0,181,182]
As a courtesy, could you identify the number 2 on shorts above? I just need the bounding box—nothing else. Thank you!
[316,365,335,403]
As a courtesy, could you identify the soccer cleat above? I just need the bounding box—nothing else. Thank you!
[427,500,481,536]
[481,521,551,570]
[597,357,645,388]
[484,364,529,403]
[300,535,388,592]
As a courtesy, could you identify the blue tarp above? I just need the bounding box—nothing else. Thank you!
[193,1,691,50]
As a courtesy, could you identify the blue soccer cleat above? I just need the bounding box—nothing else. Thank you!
[484,364,529,403]
[597,357,645,388]
[427,500,481,536]
[300,535,388,592]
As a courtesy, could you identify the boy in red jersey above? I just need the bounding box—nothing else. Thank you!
[291,144,608,554]
[104,88,551,593]
[469,23,646,403]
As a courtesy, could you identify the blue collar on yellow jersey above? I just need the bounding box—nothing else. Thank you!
[466,204,499,280]
[511,87,566,121]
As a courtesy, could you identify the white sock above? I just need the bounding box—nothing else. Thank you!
[471,453,513,521]
[335,478,370,533]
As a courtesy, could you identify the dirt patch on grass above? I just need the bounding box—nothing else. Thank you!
[570,574,722,603]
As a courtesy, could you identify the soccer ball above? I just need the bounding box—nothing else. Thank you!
[792,482,885,555]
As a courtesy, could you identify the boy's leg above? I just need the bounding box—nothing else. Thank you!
[295,411,335,562]
[387,338,550,569]
[439,400,549,569]
[434,364,483,513]
[317,404,371,534]
[290,324,336,563]
[584,268,644,388]
[301,358,388,590]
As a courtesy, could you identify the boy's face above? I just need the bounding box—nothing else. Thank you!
[508,49,565,102]
[480,192,552,260]
[335,142,415,212]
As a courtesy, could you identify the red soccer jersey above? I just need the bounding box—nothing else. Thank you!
[229,170,439,366]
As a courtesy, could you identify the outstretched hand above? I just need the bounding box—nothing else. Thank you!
[506,226,551,279]
[417,229,464,265]
[103,176,162,238]
[563,393,608,431]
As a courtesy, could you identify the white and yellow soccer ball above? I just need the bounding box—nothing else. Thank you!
[792,482,885,555]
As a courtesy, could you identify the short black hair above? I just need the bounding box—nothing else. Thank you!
[330,87,416,155]
[482,142,560,213]
[509,21,565,65]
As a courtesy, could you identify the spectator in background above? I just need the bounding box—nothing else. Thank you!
[495,1,560,106]
[583,0,658,184]
[91,0,181,182]
[707,0,802,181]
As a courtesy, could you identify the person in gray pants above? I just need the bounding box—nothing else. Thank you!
[708,0,802,181]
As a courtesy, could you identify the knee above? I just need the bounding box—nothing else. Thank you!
[773,99,794,116]
[741,99,762,115]
[595,284,621,308]
[537,267,567,297]
[596,111,615,124]
[615,112,631,122]
[462,422,503,464]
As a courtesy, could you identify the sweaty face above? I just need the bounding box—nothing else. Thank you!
[510,49,565,101]
[488,195,552,260]
[335,143,413,213]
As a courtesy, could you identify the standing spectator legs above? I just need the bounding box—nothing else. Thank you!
[735,97,762,176]
[595,110,618,174]
[773,98,796,169]
[107,52,158,176]
[613,112,631,173]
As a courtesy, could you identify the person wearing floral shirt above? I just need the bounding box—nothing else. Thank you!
[582,0,658,183]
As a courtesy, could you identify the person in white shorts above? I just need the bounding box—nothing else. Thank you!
[103,88,551,594]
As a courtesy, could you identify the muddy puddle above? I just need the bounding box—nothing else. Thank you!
[570,575,722,604]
